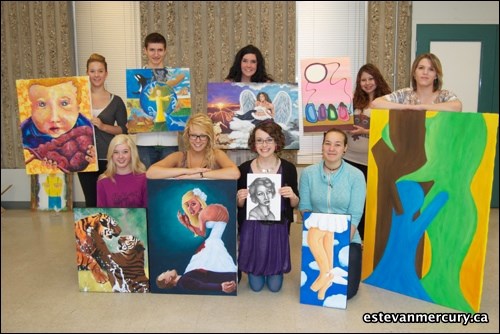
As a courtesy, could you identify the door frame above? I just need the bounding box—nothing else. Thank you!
[417,24,499,207]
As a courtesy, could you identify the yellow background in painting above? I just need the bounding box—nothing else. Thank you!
[362,110,498,313]
[15,76,96,174]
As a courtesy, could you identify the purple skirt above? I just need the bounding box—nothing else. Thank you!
[238,219,291,276]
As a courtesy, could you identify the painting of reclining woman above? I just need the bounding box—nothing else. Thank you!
[207,82,299,150]
[148,179,237,295]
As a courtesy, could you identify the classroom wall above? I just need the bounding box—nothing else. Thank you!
[1,1,498,208]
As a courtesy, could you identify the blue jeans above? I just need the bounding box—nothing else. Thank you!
[138,145,178,169]
[248,274,283,292]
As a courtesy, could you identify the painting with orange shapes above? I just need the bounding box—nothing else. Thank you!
[16,76,97,175]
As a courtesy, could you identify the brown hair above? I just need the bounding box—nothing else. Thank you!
[411,53,443,92]
[248,121,286,152]
[323,128,348,146]
[86,53,107,72]
[353,63,391,110]
[144,32,167,49]
[225,44,274,82]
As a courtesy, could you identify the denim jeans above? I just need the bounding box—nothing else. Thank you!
[248,273,284,292]
[138,145,178,169]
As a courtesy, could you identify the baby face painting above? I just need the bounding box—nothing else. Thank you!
[28,81,79,138]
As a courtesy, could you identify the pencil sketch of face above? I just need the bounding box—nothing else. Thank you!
[249,177,276,207]
[255,185,273,206]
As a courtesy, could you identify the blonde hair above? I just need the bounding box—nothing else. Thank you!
[86,53,108,72]
[28,77,82,106]
[181,189,208,229]
[182,113,217,169]
[99,134,146,182]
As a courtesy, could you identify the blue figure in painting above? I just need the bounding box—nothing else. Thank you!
[364,180,448,301]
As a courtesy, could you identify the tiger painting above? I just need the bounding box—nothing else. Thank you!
[75,213,122,284]
[109,235,150,293]
[92,234,150,293]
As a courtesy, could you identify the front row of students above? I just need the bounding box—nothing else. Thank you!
[95,113,364,299]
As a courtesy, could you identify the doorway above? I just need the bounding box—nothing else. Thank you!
[417,24,499,207]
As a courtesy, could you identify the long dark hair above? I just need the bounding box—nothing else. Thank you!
[225,44,274,82]
[352,63,391,110]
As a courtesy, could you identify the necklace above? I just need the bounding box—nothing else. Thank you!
[256,156,279,173]
[324,162,341,172]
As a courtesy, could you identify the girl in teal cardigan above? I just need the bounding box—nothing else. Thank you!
[299,128,366,300]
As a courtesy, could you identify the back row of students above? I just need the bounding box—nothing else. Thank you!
[78,35,272,207]
[87,31,462,299]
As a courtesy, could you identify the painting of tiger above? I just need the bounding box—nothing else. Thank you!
[92,234,150,293]
[75,213,121,284]
[110,235,150,293]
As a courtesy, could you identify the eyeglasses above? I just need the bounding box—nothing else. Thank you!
[255,138,275,145]
[189,134,209,141]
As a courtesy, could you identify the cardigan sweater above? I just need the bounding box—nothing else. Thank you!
[299,159,366,244]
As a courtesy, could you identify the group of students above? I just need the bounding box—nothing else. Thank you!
[79,31,462,299]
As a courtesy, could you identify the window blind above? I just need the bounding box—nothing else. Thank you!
[296,1,366,165]
[73,1,142,100]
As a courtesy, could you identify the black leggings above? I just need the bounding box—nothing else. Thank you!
[77,160,107,207]
[344,159,367,239]
[347,242,362,300]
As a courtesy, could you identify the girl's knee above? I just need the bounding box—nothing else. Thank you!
[266,274,283,292]
[248,274,265,292]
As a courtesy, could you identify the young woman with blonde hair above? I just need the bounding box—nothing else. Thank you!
[97,134,147,208]
[146,113,240,180]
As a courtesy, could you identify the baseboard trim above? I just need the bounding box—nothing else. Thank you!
[1,202,86,210]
